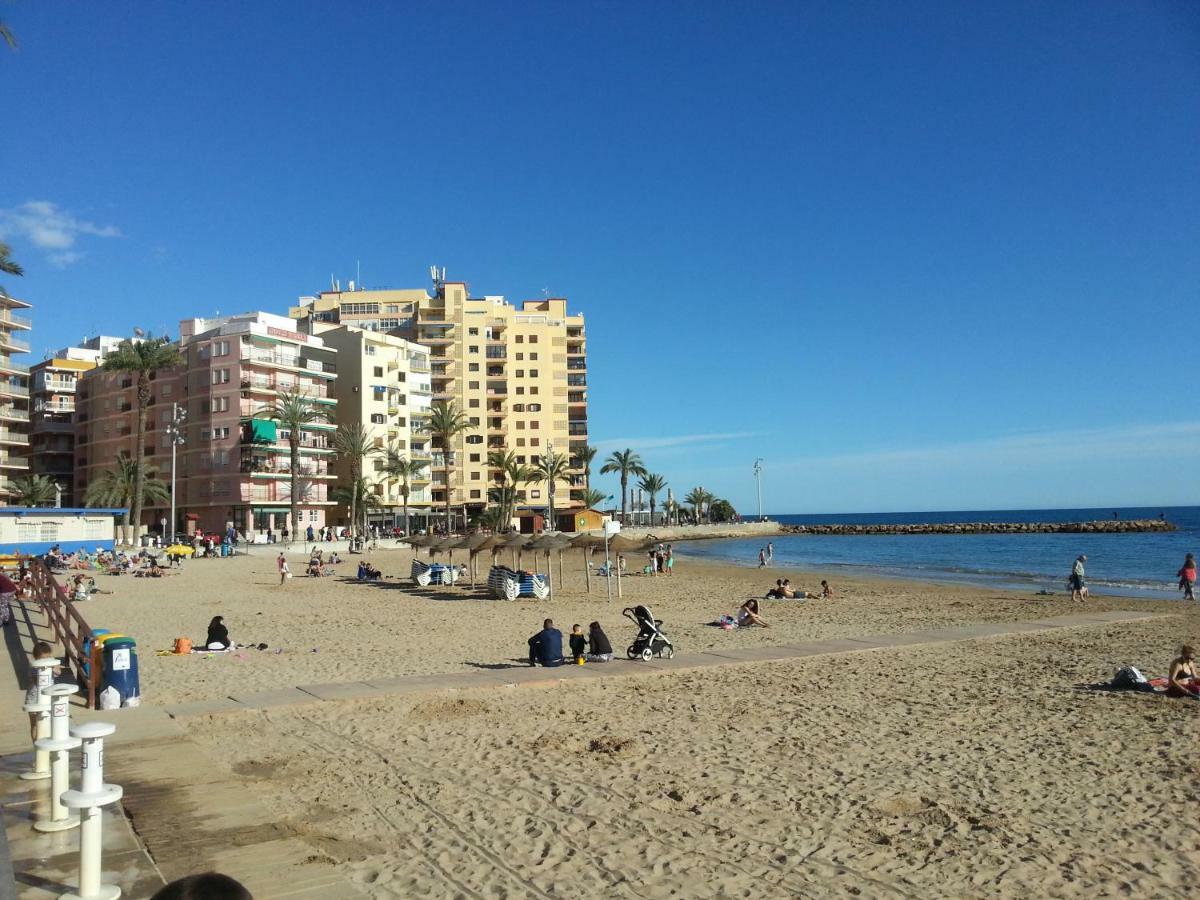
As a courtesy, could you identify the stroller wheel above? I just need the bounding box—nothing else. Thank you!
[627,645,639,660]
[640,647,654,662]
[659,645,675,660]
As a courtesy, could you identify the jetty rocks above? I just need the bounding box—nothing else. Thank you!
[780,519,1175,536]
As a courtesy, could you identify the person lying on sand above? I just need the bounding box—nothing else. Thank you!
[737,598,770,627]
[1166,645,1198,699]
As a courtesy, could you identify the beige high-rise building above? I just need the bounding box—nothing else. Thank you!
[0,293,33,503]
[291,273,589,530]
[316,325,434,532]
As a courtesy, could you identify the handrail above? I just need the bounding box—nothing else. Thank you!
[26,558,100,708]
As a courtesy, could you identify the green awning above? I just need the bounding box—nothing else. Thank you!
[250,420,278,443]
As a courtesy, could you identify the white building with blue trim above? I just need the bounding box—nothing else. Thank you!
[0,507,127,556]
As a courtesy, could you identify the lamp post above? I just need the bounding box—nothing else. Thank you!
[544,440,554,533]
[753,458,764,522]
[167,403,187,541]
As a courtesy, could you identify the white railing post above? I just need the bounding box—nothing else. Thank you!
[20,657,58,781]
[60,722,123,900]
[33,683,82,832]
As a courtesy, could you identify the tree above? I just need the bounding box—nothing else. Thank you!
[382,449,428,537]
[685,486,715,524]
[579,487,607,511]
[486,449,523,531]
[330,477,380,538]
[599,449,646,524]
[102,336,184,537]
[428,401,472,533]
[638,473,667,525]
[573,444,597,485]
[0,241,23,277]
[534,449,571,530]
[709,498,738,523]
[85,453,170,542]
[333,422,379,539]
[474,506,509,533]
[257,389,329,541]
[8,474,58,507]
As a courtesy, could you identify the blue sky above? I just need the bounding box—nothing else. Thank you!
[3,1,1198,513]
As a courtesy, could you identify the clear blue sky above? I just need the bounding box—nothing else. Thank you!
[4,1,1198,513]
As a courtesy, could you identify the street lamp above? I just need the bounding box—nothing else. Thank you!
[166,403,187,540]
[544,440,554,533]
[753,458,764,522]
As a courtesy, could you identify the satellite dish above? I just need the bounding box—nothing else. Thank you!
[133,327,146,338]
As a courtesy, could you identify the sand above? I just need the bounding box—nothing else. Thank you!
[58,546,1200,897]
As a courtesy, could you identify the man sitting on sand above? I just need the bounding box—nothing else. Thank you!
[528,618,564,667]
[357,562,382,581]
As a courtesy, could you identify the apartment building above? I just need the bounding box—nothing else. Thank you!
[75,313,338,537]
[290,273,588,529]
[317,325,433,530]
[0,293,33,503]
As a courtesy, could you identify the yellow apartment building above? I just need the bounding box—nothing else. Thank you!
[0,293,33,502]
[290,273,589,530]
[316,325,434,532]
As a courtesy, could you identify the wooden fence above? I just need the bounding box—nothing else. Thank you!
[26,559,100,709]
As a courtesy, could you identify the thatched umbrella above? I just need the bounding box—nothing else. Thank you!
[403,534,441,557]
[528,534,571,601]
[457,533,498,588]
[569,533,607,594]
[605,533,647,600]
[500,532,531,571]
[430,536,462,586]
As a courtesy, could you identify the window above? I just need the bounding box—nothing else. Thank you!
[513,403,525,412]
[379,318,400,329]
[530,489,541,499]
[469,417,480,426]
[211,368,230,385]
[468,328,479,336]
[530,387,539,395]
[212,426,230,440]
[516,421,525,430]
[216,340,230,356]
[85,518,108,540]
[469,453,481,462]
[469,381,480,390]
[516,438,526,447]
[365,344,376,356]
[309,510,320,522]
[517,455,526,464]
[515,335,524,344]
[530,352,538,361]
[529,369,539,378]
[528,403,541,412]
[516,386,525,395]
[469,399,480,408]
[515,352,524,361]
[469,345,480,354]
[529,335,538,344]
[466,435,483,444]
[161,384,173,397]
[200,428,211,440]
[470,490,481,499]
[343,302,380,315]
[214,396,230,413]
[370,413,386,424]
[374,366,384,377]
[469,363,480,372]
[471,472,480,481]
[530,421,539,430]
[200,400,211,414]
[516,370,524,378]
[530,437,540,446]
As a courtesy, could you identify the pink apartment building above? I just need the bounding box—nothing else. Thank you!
[75,313,338,538]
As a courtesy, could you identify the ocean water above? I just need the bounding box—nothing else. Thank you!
[677,507,1200,599]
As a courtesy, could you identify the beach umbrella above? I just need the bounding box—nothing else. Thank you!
[528,534,571,601]
[404,534,441,557]
[605,534,646,600]
[569,533,607,593]
[500,532,531,570]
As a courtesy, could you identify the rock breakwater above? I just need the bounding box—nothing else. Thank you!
[780,519,1174,536]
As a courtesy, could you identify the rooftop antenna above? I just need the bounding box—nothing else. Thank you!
[356,259,361,290]
[330,273,337,291]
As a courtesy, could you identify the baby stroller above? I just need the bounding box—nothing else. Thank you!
[623,605,675,661]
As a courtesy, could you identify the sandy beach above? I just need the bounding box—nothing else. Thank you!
[59,546,1200,897]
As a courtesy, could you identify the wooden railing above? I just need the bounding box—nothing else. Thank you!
[26,559,100,708]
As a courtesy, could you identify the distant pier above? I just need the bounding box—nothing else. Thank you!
[780,519,1175,536]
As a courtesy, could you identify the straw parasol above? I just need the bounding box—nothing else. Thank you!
[499,532,531,571]
[403,534,441,557]
[456,533,499,588]
[604,533,647,599]
[569,533,607,593]
[527,533,572,601]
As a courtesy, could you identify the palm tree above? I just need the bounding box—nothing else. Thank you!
[573,444,597,485]
[330,477,380,537]
[102,336,184,539]
[534,449,571,530]
[257,389,329,541]
[0,241,23,276]
[8,474,58,507]
[475,506,509,533]
[382,448,428,536]
[638,473,667,525]
[428,401,472,534]
[333,422,378,540]
[85,453,170,543]
[684,487,711,524]
[599,449,646,524]
[579,487,607,511]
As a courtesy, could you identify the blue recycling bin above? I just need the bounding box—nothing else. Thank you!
[101,637,140,704]
[220,542,230,558]
[82,629,112,678]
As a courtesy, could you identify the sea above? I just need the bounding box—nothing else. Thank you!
[677,506,1200,600]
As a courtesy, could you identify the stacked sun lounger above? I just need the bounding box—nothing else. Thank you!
[487,565,549,599]
[411,558,432,586]
[412,559,460,586]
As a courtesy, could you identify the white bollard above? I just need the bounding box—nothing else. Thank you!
[20,657,59,781]
[60,722,123,900]
[33,683,82,833]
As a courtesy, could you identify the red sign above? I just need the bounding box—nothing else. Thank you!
[268,326,307,343]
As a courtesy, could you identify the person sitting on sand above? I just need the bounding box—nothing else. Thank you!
[569,624,587,663]
[1166,645,1198,699]
[821,580,833,598]
[328,551,342,565]
[205,616,230,650]
[306,560,322,577]
[587,621,614,662]
[357,562,382,581]
[737,597,769,627]
[528,618,564,667]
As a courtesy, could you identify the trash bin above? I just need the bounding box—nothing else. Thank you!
[101,637,140,705]
[82,629,115,678]
[220,542,230,558]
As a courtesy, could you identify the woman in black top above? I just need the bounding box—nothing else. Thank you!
[587,621,613,662]
[206,616,230,650]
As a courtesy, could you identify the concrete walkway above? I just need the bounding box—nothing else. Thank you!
[2,603,1163,899]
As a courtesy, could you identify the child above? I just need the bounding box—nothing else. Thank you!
[26,641,58,740]
[569,624,587,664]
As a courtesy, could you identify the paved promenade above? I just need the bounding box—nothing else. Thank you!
[2,600,1162,899]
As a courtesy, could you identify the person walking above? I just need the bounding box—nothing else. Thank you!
[1178,553,1196,601]
[766,541,774,562]
[277,552,290,586]
[758,547,767,568]
[1069,554,1087,602]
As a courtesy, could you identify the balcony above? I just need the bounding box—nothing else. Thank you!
[566,359,587,370]
[0,427,28,444]
[0,456,30,470]
[568,423,588,436]
[0,359,29,375]
[0,332,31,353]
[0,407,29,422]
[567,375,586,387]
[486,383,508,397]
[0,309,32,330]
[0,381,29,398]
[485,348,506,359]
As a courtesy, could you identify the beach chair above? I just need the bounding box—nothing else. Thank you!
[429,564,459,586]
[488,565,520,600]
[411,558,432,587]
[519,572,550,600]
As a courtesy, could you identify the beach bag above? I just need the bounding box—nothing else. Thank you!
[1112,666,1148,688]
[173,637,192,655]
[99,686,121,710]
